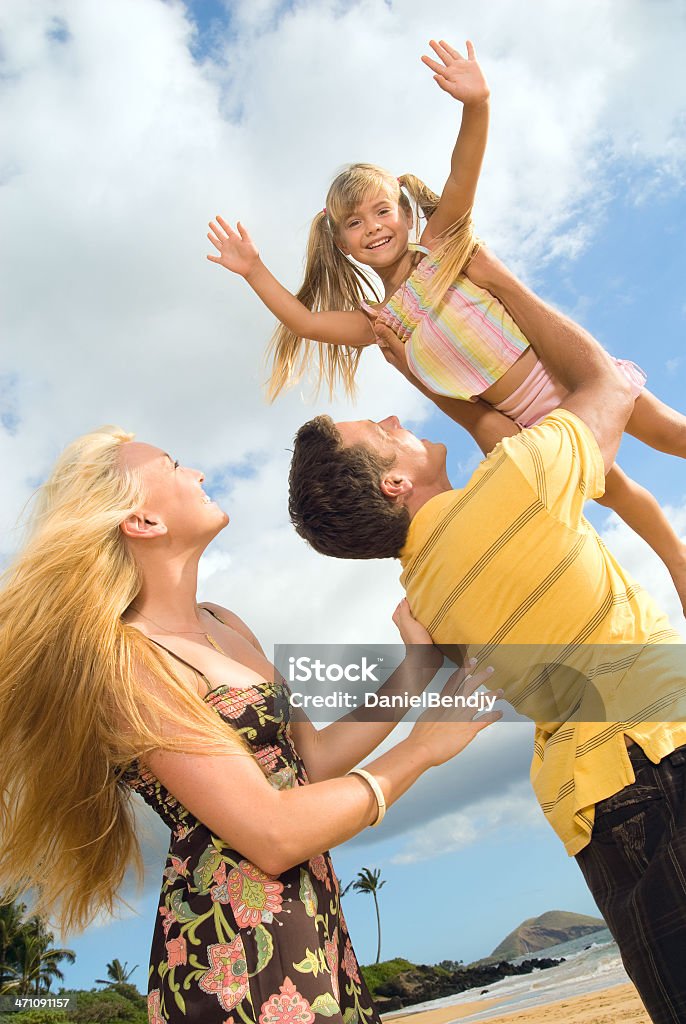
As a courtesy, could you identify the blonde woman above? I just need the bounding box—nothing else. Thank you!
[0,427,499,1024]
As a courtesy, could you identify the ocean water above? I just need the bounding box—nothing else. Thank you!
[392,929,628,1022]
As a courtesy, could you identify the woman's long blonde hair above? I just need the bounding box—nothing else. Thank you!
[0,427,250,934]
[266,162,478,401]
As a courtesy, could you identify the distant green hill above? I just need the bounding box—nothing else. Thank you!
[490,910,605,959]
[360,957,416,996]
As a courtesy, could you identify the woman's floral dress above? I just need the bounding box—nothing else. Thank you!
[124,675,380,1024]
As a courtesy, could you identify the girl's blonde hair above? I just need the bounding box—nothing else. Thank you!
[0,427,250,934]
[266,162,477,400]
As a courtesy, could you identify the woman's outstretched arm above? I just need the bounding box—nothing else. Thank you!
[205,599,456,783]
[144,668,499,876]
[288,601,467,782]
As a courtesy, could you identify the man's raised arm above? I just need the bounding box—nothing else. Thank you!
[465,248,634,473]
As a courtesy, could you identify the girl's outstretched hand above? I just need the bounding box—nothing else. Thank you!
[207,216,260,277]
[421,39,489,106]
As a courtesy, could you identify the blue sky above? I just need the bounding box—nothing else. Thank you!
[1,0,685,994]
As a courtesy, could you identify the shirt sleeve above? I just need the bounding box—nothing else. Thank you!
[498,409,606,528]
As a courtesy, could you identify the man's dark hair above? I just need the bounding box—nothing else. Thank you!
[288,415,411,559]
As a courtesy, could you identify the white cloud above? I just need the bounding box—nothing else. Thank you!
[598,500,686,634]
[391,781,544,865]
[338,720,536,854]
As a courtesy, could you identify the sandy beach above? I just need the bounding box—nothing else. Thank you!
[384,982,650,1024]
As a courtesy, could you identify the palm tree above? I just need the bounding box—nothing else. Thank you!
[96,958,139,986]
[352,867,386,964]
[3,915,75,995]
[0,900,27,991]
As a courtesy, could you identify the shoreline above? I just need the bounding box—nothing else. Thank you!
[382,981,650,1024]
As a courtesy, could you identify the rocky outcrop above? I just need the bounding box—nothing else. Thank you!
[490,910,605,960]
[371,958,563,1011]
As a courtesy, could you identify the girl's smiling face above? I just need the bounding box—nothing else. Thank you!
[335,190,413,268]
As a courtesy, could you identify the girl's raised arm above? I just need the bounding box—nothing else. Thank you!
[420,39,490,246]
[207,216,374,348]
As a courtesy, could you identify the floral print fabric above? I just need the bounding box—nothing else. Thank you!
[125,679,380,1024]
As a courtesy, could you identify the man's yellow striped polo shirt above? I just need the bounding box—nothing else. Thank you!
[399,409,685,855]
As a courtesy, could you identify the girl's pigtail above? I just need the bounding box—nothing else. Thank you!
[397,173,441,220]
[265,212,379,401]
[398,173,480,310]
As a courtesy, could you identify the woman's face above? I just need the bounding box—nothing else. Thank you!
[119,441,228,548]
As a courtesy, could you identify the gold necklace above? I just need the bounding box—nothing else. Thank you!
[130,606,226,655]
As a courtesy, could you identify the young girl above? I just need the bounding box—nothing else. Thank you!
[207,39,686,610]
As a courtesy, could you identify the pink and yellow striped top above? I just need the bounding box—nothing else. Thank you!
[365,252,530,401]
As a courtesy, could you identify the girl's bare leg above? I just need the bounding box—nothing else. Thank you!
[597,464,686,614]
[626,391,686,457]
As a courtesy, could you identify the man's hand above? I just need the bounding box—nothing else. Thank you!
[374,322,410,378]
[421,39,489,107]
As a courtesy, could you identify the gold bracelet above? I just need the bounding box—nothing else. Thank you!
[348,767,387,827]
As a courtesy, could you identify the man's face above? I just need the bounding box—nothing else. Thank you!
[335,415,447,497]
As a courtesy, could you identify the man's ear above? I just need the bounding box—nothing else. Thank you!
[380,472,413,503]
[120,512,168,540]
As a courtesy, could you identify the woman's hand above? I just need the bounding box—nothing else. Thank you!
[393,597,433,645]
[408,664,502,768]
[392,597,443,672]
[207,216,260,277]
[421,39,489,107]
